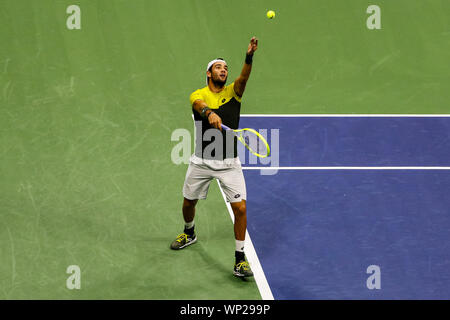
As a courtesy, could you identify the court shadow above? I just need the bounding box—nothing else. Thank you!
[193,241,232,275]
[193,242,256,284]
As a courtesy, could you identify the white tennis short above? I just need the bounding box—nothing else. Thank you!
[182,155,247,203]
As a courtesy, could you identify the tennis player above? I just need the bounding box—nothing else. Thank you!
[170,37,258,278]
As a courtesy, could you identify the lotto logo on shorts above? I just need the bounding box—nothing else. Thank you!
[234,194,241,199]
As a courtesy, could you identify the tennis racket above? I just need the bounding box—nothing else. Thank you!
[221,124,270,158]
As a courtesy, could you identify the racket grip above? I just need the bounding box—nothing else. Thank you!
[221,124,231,130]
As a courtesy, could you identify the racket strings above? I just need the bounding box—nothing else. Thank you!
[239,129,269,157]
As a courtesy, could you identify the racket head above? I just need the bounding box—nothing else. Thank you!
[236,128,270,158]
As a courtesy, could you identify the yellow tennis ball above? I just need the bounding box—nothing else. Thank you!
[266,10,275,19]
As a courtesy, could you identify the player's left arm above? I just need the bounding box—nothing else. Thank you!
[234,36,258,98]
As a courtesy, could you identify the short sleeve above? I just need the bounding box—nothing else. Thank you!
[189,89,204,106]
[229,82,242,103]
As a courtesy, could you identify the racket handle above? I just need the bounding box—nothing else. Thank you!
[221,124,231,130]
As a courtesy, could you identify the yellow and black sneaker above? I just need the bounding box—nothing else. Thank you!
[170,232,197,250]
[233,260,254,278]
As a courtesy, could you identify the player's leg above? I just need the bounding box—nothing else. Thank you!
[230,199,247,259]
[182,197,197,236]
[230,199,246,245]
[230,200,253,277]
[171,162,212,250]
[170,197,199,250]
[216,165,253,277]
[183,197,197,225]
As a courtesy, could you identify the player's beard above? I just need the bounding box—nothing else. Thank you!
[211,73,227,87]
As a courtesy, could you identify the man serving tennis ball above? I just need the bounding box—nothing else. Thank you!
[170,37,258,278]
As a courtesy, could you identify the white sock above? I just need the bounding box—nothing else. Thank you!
[185,220,195,229]
[235,240,245,252]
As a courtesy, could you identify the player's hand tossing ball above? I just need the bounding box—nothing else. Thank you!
[266,10,275,19]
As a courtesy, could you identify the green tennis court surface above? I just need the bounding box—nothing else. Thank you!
[1,0,449,299]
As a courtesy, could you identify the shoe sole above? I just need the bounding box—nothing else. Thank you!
[233,270,254,278]
[171,236,197,250]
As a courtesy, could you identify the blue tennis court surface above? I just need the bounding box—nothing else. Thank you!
[239,116,450,299]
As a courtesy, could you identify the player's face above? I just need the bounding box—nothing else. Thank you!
[209,62,228,86]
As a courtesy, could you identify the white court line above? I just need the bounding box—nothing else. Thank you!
[240,114,450,170]
[198,114,449,299]
[189,114,273,299]
[240,114,450,117]
[243,167,450,170]
[216,180,274,301]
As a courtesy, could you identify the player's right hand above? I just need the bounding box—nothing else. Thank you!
[208,112,222,130]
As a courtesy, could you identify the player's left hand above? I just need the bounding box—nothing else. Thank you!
[247,37,258,55]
